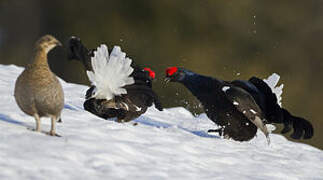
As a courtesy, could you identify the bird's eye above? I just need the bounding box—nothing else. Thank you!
[92,87,97,96]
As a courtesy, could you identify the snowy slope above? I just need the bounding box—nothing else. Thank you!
[0,64,322,180]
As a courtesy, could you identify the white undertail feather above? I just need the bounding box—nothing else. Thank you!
[263,73,284,107]
[86,44,134,100]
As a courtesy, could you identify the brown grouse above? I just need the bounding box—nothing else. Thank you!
[14,35,64,136]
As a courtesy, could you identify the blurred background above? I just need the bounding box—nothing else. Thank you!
[0,0,322,149]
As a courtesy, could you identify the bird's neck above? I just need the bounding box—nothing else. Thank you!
[31,48,49,67]
[181,72,223,96]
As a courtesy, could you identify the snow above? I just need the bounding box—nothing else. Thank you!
[0,64,322,180]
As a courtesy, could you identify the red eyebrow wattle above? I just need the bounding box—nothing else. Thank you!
[166,67,178,76]
[143,67,156,79]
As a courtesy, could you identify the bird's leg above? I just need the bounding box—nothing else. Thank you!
[49,116,60,137]
[33,113,41,132]
[208,127,224,136]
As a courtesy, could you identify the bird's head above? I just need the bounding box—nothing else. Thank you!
[165,67,187,83]
[67,36,92,61]
[35,35,62,54]
[143,67,156,80]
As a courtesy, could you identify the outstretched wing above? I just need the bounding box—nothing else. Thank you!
[86,44,135,100]
[222,85,270,142]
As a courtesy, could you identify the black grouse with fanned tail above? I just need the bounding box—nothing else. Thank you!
[68,36,162,122]
[165,67,313,141]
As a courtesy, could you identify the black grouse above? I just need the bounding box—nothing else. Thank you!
[165,67,313,141]
[231,76,313,139]
[67,36,163,122]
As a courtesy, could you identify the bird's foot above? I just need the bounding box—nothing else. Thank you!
[47,131,62,137]
[208,128,224,136]
[207,129,221,133]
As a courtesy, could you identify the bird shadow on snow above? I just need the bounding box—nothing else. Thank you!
[0,113,55,134]
[135,117,220,139]
[0,113,31,129]
[64,104,79,111]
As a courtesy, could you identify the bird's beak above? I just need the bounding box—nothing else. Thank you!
[164,77,171,83]
[56,41,63,47]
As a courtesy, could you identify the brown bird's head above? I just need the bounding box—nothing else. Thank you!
[35,35,62,53]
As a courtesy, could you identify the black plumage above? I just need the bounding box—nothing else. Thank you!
[232,76,313,139]
[67,36,163,122]
[165,67,313,141]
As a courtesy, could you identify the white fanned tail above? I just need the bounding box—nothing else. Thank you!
[86,44,134,100]
[263,73,284,107]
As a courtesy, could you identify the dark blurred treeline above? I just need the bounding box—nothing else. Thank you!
[0,0,322,149]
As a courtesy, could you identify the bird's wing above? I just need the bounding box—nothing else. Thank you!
[222,85,270,141]
[125,84,163,111]
[99,96,145,113]
[86,44,134,100]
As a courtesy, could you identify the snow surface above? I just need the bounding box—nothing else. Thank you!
[0,64,322,180]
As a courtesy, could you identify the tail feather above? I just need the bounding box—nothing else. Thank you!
[282,108,314,139]
[280,123,292,134]
[87,44,135,100]
[303,120,314,139]
[250,74,314,139]
[263,73,284,106]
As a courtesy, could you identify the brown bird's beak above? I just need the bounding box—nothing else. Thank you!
[56,41,63,47]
